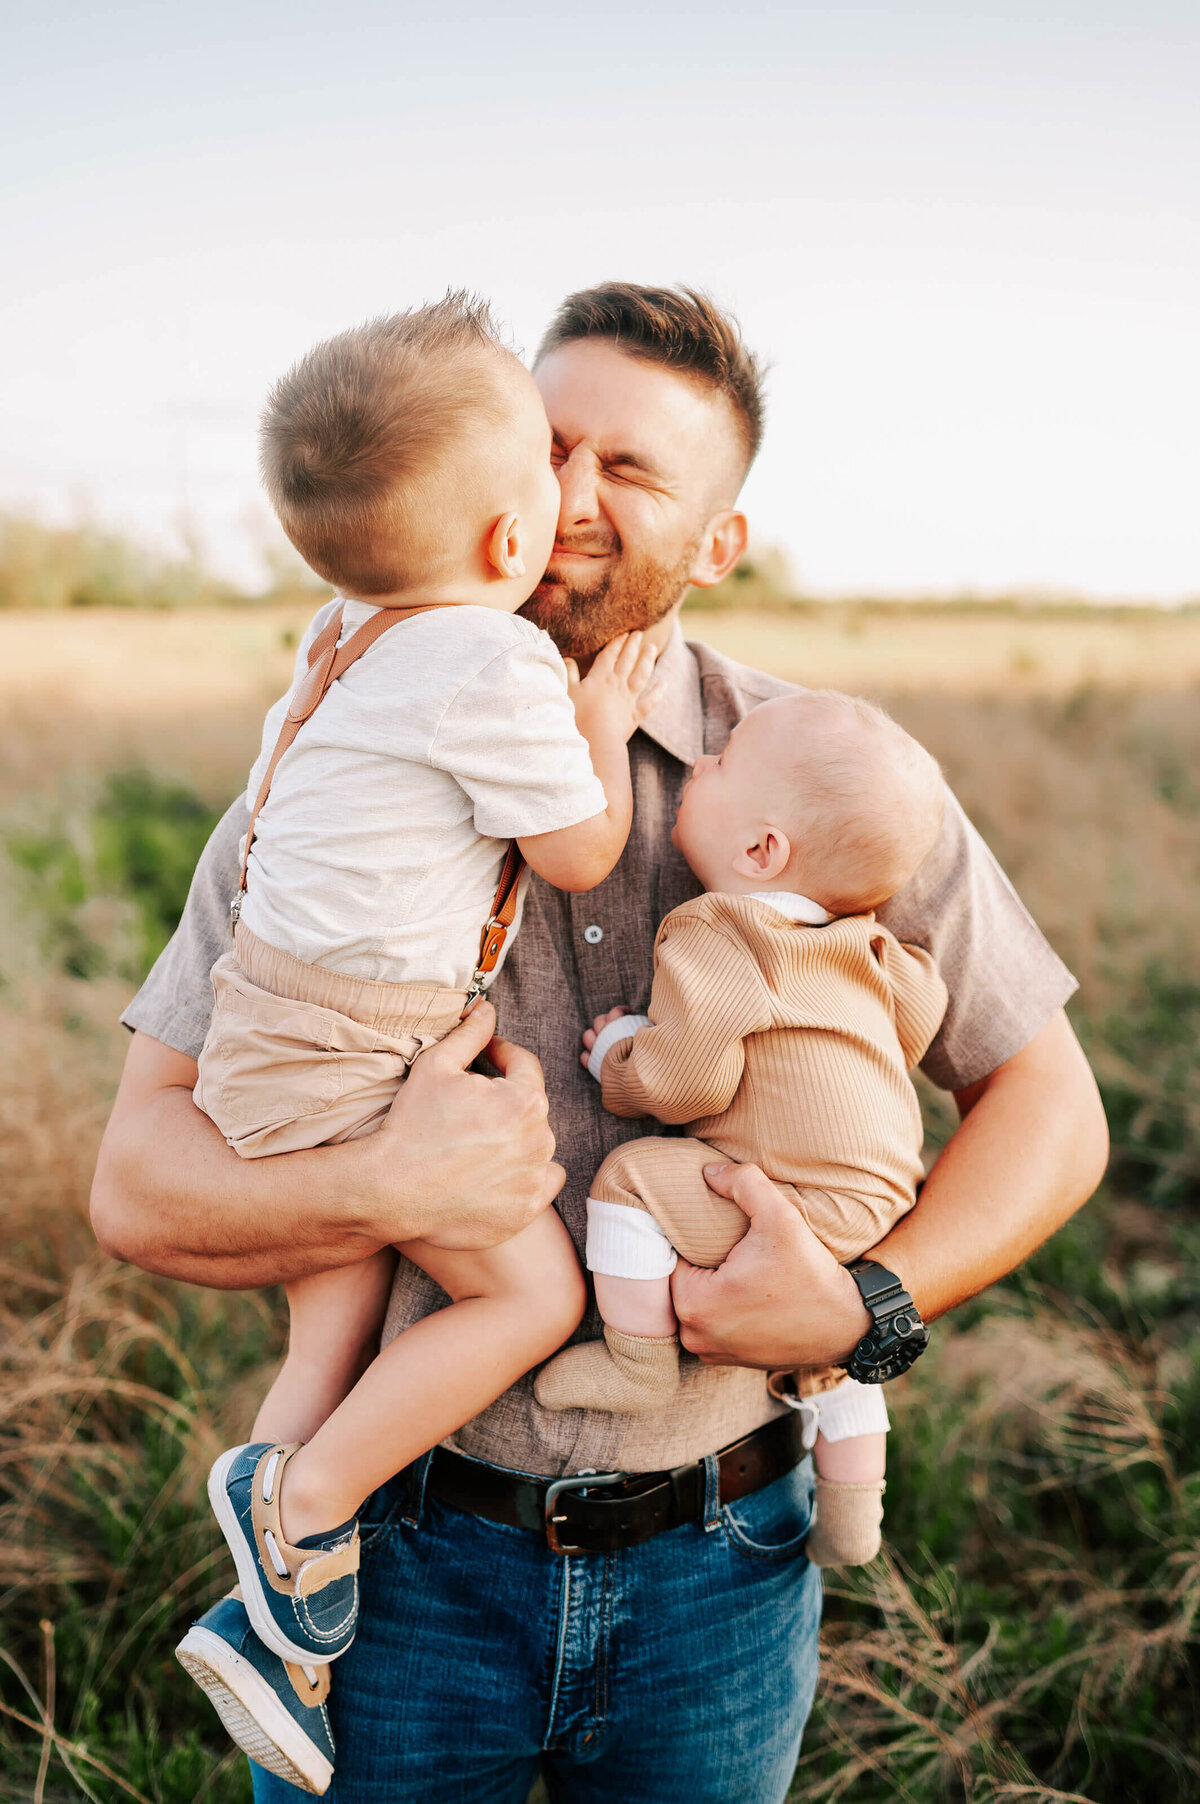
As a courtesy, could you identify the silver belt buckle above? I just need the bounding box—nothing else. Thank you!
[544,1469,628,1556]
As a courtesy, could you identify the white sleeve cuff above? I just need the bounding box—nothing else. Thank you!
[585,1014,652,1080]
[814,1376,890,1441]
[585,1197,678,1278]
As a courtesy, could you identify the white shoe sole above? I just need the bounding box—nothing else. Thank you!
[208,1447,354,1666]
[176,1625,333,1796]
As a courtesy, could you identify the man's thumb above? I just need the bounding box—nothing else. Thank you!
[702,1160,783,1222]
[426,999,496,1069]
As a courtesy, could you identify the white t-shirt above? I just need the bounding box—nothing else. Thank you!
[237,599,607,988]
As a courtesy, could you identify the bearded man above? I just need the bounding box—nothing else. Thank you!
[92,283,1108,1802]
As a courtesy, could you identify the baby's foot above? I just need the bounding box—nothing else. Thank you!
[176,1589,334,1795]
[804,1477,886,1568]
[535,1330,681,1413]
[208,1442,359,1664]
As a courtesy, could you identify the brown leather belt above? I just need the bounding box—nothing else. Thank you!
[421,1410,806,1556]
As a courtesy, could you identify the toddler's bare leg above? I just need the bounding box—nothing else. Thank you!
[273,1207,586,1544]
[252,1248,398,1444]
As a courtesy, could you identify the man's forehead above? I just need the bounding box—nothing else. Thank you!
[535,339,731,469]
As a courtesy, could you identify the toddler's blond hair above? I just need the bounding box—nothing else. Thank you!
[260,293,517,597]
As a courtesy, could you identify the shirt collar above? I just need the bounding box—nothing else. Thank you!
[746,890,834,925]
[636,619,705,766]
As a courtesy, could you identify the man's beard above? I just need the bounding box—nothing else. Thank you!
[520,534,701,661]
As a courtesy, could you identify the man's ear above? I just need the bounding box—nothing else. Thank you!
[688,509,749,589]
[487,512,526,579]
[731,825,792,881]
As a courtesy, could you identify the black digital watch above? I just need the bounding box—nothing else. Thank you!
[842,1260,928,1383]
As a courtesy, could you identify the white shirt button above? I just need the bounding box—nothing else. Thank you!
[583,924,604,945]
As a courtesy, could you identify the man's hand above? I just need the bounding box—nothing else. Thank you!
[581,1005,630,1069]
[396,1001,565,1250]
[670,1013,1108,1371]
[671,1162,870,1369]
[91,1002,564,1289]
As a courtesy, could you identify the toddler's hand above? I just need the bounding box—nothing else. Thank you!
[581,1006,630,1069]
[566,632,662,744]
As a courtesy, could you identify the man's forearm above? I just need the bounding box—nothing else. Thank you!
[93,1069,389,1289]
[870,1010,1109,1322]
[91,1016,564,1289]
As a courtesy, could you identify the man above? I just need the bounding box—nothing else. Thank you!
[92,284,1108,1801]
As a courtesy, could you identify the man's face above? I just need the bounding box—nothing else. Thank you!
[523,339,744,659]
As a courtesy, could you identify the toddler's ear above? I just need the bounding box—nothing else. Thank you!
[488,512,526,579]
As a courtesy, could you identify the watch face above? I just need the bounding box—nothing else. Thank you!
[848,1321,929,1383]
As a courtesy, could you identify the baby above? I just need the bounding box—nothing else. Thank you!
[534,688,949,1569]
[175,296,658,1793]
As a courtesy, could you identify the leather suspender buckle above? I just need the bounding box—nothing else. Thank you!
[544,1471,629,1556]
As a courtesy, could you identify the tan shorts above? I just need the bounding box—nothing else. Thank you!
[193,924,469,1159]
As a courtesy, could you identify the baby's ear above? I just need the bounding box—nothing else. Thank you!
[487,512,526,579]
[732,827,792,881]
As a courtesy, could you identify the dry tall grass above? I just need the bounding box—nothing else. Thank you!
[2,604,1197,1802]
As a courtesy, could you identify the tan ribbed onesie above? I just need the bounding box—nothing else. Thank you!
[535,892,948,1412]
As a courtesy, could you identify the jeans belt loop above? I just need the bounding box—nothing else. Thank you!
[702,1451,722,1532]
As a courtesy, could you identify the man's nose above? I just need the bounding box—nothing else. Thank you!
[555,449,601,527]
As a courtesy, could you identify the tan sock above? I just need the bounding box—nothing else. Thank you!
[805,1478,886,1568]
[534,1329,681,1413]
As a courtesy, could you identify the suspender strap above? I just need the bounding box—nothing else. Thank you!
[466,839,526,1003]
[235,603,433,908]
[232,602,528,1000]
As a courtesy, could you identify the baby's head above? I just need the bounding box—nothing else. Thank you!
[259,293,560,605]
[672,691,945,914]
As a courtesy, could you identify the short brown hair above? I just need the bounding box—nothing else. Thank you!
[260,293,512,595]
[536,283,766,474]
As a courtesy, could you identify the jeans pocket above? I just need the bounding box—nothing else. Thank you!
[719,1460,815,1563]
[358,1474,412,1551]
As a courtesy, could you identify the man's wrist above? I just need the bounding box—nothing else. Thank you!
[831,1263,874,1364]
[343,1132,425,1247]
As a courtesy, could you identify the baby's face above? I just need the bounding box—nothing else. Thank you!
[672,700,789,891]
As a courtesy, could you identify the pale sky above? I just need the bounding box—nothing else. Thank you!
[3,1,1198,599]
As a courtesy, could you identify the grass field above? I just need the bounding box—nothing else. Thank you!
[1,601,1198,1802]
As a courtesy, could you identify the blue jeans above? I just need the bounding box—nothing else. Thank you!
[252,1451,822,1803]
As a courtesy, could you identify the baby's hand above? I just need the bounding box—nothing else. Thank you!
[566,632,662,744]
[581,1006,629,1069]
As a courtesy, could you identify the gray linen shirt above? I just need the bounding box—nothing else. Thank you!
[122,624,1077,1477]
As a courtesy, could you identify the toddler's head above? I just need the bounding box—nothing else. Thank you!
[672,690,945,914]
[259,293,560,606]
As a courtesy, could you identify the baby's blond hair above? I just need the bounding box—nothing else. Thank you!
[778,691,945,914]
[260,293,518,596]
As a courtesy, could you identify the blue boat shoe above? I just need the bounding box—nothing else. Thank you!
[176,1590,335,1795]
[208,1441,360,1664]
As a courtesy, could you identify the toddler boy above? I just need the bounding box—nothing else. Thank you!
[175,296,658,1793]
[535,689,949,1568]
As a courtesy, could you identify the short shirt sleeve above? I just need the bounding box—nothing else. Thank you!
[877,788,1078,1091]
[429,630,607,839]
[119,800,244,1061]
